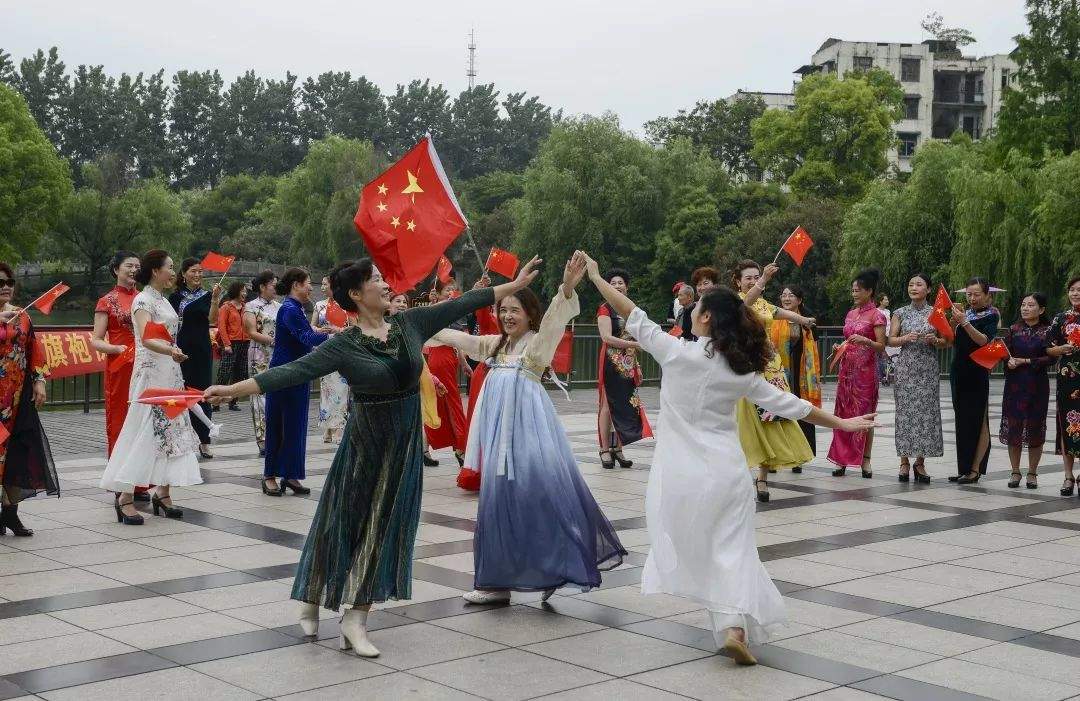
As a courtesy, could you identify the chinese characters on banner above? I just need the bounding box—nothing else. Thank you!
[36,328,222,378]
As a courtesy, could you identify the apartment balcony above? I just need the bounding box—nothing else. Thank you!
[932,90,984,105]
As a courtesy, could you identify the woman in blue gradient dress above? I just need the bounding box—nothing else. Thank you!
[432,253,626,604]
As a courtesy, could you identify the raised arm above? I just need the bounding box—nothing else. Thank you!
[430,328,501,361]
[746,372,876,432]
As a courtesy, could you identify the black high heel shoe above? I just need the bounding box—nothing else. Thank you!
[283,480,311,495]
[832,467,847,477]
[599,449,615,470]
[957,472,981,484]
[755,478,770,503]
[1062,477,1075,496]
[898,462,911,483]
[1008,472,1023,489]
[422,452,439,467]
[262,479,284,496]
[114,495,144,525]
[912,461,931,484]
[0,504,33,536]
[611,449,633,468]
[151,494,183,519]
[860,461,873,479]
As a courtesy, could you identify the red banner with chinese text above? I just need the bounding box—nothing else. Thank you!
[36,328,106,379]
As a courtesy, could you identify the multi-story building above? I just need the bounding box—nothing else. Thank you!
[731,37,1019,172]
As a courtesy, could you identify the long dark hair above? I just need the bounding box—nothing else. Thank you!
[225,280,247,302]
[698,287,774,374]
[1019,291,1050,325]
[489,288,543,361]
[781,284,809,317]
[275,267,309,297]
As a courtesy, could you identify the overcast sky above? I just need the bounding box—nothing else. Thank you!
[4,0,1027,134]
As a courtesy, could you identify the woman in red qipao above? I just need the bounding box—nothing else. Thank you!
[90,251,152,499]
[423,279,471,468]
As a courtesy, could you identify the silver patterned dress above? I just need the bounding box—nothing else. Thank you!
[892,303,944,457]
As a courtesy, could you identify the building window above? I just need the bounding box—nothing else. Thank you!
[1001,69,1010,89]
[898,132,918,158]
[903,97,920,120]
[853,56,874,72]
[901,58,921,82]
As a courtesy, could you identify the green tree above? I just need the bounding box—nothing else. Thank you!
[997,0,1080,158]
[169,70,226,188]
[219,198,292,264]
[751,69,903,200]
[299,71,386,145]
[185,173,278,254]
[648,185,722,308]
[459,171,524,214]
[0,83,72,261]
[384,79,451,157]
[920,12,977,47]
[499,91,558,172]
[220,71,304,176]
[445,84,502,179]
[8,47,69,148]
[133,70,170,179]
[646,93,767,178]
[62,64,120,172]
[51,156,190,292]
[275,136,383,268]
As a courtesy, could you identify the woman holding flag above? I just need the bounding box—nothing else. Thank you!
[999,292,1053,489]
[168,258,223,459]
[772,285,822,468]
[0,263,59,537]
[732,260,815,502]
[100,250,203,525]
[949,278,1001,484]
[888,274,946,483]
[204,256,542,658]
[1048,276,1080,495]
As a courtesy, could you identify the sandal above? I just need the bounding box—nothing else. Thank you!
[1008,471,1023,489]
[912,460,931,484]
[1063,477,1076,497]
[898,461,911,483]
[1026,472,1038,490]
[831,467,847,477]
[599,449,615,470]
[755,478,769,503]
[861,460,873,479]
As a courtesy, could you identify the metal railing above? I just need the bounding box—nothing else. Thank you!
[39,323,1006,410]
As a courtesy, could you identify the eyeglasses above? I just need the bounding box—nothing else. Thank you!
[0,279,14,288]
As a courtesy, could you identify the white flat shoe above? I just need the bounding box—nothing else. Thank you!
[339,609,379,658]
[462,589,511,604]
[298,601,319,637]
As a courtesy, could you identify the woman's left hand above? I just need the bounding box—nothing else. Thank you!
[33,380,46,408]
[0,309,19,325]
[801,316,817,329]
[211,284,222,299]
[562,251,587,291]
[950,302,964,318]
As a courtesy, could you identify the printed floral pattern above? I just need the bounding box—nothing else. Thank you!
[892,304,944,457]
[1050,309,1080,457]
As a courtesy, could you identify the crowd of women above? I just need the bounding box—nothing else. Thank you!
[0,245,1078,666]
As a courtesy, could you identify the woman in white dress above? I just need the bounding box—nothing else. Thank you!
[244,270,281,456]
[584,252,875,665]
[311,277,349,443]
[100,250,204,525]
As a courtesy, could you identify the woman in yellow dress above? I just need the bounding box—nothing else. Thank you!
[732,260,817,502]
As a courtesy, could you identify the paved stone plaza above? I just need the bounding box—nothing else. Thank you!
[3,379,1080,700]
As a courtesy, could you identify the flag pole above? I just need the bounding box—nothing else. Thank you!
[6,287,57,326]
[464,227,488,274]
[772,226,798,266]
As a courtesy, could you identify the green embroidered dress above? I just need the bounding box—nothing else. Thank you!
[254,288,495,609]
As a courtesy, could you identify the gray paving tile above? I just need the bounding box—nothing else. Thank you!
[929,594,1080,632]
[628,656,834,700]
[770,629,940,673]
[37,666,260,701]
[836,616,997,656]
[82,555,230,585]
[430,604,605,646]
[896,657,1079,701]
[99,611,261,648]
[0,569,126,602]
[330,621,504,670]
[410,649,611,701]
[273,672,482,700]
[0,613,82,646]
[0,631,135,675]
[50,595,204,630]
[192,642,389,697]
[532,678,688,700]
[522,628,711,676]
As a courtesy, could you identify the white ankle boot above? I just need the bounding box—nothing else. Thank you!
[339,609,379,658]
[298,601,320,636]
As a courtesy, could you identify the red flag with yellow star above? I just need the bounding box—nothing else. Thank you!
[354,136,468,293]
[136,388,205,420]
[31,282,70,315]
[779,226,814,267]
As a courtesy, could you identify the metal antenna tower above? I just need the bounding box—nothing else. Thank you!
[466,29,477,89]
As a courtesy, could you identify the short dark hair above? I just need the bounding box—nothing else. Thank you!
[966,276,990,294]
[226,281,247,301]
[730,260,762,289]
[1021,291,1050,325]
[1067,275,1080,293]
[604,268,630,286]
[275,267,309,297]
[909,273,932,289]
[0,262,14,286]
[109,251,139,278]
[698,287,774,374]
[251,270,276,294]
[691,266,719,288]
[328,259,375,312]
[135,250,169,286]
[854,268,882,294]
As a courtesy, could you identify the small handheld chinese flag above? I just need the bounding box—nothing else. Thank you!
[436,256,454,285]
[136,388,204,419]
[933,283,952,313]
[928,307,954,342]
[142,321,174,344]
[668,326,683,337]
[31,283,69,315]
[485,247,519,279]
[777,226,814,267]
[354,136,468,293]
[200,252,235,274]
[969,339,1010,370]
[551,329,574,375]
[0,422,9,447]
[325,299,349,328]
[108,345,135,372]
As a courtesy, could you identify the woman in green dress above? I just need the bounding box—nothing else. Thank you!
[205,256,541,658]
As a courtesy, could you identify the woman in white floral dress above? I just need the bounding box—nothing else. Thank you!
[100,250,203,524]
[311,278,349,443]
[244,270,281,455]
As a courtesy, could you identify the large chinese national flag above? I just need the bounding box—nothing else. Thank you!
[354,136,468,293]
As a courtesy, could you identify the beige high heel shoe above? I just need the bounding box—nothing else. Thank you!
[298,601,320,637]
[339,609,379,658]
